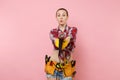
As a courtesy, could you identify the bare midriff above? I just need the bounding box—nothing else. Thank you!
[50,49,73,63]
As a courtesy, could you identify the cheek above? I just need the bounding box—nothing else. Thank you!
[56,17,60,21]
[63,17,68,21]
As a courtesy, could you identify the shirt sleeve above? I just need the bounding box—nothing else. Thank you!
[69,27,77,42]
[49,29,59,49]
[49,29,58,41]
[65,27,77,52]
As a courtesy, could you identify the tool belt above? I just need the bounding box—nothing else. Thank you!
[45,55,76,77]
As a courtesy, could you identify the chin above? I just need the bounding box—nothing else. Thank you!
[59,23,65,25]
[60,24,64,25]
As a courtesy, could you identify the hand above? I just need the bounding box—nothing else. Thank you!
[64,36,71,43]
[58,32,65,39]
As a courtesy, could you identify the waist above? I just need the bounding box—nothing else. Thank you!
[53,49,71,54]
[47,60,72,71]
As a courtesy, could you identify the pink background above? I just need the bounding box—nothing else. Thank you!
[0,0,120,80]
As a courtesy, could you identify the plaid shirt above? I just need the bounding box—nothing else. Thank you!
[49,25,77,60]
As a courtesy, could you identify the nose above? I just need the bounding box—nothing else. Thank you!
[60,17,63,19]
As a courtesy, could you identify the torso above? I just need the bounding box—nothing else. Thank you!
[49,25,77,63]
[50,49,73,63]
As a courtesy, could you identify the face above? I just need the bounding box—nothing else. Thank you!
[56,10,68,25]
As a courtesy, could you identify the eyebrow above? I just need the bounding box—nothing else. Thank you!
[57,12,66,15]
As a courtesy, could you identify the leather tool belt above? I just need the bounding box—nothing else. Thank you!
[45,55,76,77]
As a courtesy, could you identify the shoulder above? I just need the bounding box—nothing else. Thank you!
[50,28,58,34]
[68,26,77,33]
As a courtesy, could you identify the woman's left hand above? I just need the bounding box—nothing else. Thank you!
[64,36,71,43]
[61,36,71,49]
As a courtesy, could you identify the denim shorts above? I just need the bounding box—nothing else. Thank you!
[46,70,72,80]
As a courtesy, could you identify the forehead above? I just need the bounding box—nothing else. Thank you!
[56,10,67,14]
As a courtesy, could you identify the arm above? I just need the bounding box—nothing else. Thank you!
[69,27,77,42]
[49,29,59,49]
[64,27,77,52]
[61,27,77,50]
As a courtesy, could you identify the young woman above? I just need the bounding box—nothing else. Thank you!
[45,8,77,80]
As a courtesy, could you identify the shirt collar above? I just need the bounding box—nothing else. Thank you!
[58,24,68,32]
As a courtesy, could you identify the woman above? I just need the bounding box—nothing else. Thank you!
[45,8,77,80]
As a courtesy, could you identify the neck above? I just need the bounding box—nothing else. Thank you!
[59,24,67,31]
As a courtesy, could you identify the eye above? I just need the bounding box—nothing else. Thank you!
[63,14,65,17]
[62,14,66,17]
[57,14,60,17]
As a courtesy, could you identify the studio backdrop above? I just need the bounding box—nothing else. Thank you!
[0,0,120,80]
